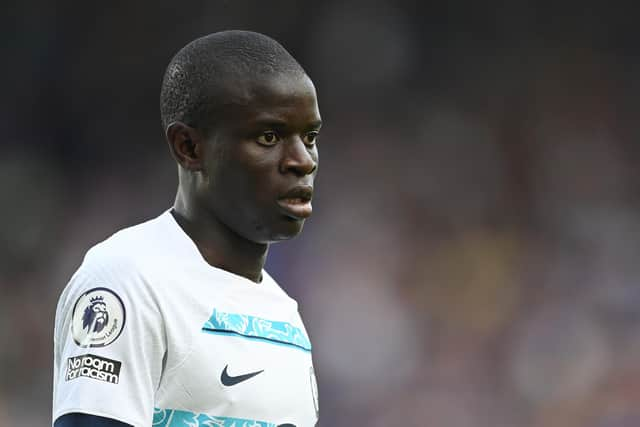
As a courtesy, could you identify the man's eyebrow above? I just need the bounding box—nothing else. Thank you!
[250,118,323,129]
[251,118,289,129]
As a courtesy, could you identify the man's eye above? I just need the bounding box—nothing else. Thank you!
[257,131,279,145]
[303,131,319,146]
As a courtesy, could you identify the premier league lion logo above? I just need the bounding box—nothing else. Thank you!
[72,287,125,347]
[82,296,109,333]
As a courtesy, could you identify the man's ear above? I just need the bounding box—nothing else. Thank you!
[166,121,205,171]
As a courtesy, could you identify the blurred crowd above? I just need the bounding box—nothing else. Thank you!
[2,1,639,426]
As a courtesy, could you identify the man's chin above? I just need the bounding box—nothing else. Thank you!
[258,219,306,243]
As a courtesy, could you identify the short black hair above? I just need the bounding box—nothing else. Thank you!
[160,30,306,132]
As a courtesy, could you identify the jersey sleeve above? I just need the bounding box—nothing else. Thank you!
[53,254,166,427]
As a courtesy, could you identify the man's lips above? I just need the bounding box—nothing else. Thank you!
[278,186,313,219]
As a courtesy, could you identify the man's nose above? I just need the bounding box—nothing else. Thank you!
[279,137,317,176]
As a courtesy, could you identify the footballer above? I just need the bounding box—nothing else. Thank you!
[53,30,321,427]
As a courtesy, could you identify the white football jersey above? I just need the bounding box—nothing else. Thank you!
[53,211,319,427]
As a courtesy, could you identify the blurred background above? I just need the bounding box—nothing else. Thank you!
[2,0,640,425]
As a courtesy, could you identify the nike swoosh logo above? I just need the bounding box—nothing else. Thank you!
[220,365,264,386]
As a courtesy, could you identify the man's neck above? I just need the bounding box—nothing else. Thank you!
[171,198,268,284]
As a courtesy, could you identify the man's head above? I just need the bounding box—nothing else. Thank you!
[161,31,321,243]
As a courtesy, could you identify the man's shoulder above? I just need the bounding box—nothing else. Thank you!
[262,271,299,304]
[55,213,171,327]
[81,212,169,276]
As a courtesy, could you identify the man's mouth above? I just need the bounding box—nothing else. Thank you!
[278,186,313,219]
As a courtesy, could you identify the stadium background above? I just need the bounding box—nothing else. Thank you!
[2,1,640,425]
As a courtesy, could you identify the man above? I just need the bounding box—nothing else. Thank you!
[53,30,321,427]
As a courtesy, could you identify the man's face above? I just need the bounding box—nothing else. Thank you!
[198,73,321,243]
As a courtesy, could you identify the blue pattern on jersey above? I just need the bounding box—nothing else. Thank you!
[202,308,312,352]
[153,408,277,427]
